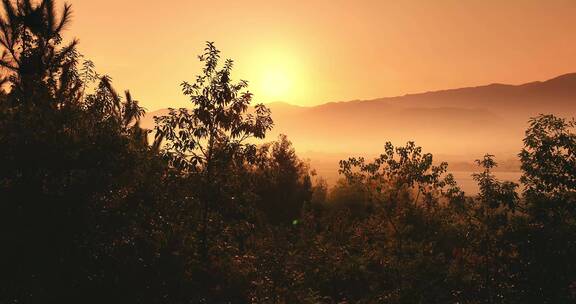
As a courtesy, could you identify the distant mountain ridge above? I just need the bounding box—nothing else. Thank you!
[143,73,576,159]
[312,73,576,114]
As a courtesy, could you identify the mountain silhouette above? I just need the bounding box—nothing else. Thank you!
[143,73,576,159]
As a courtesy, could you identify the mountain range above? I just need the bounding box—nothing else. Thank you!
[142,73,576,160]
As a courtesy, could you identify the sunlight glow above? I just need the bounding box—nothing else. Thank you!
[259,68,292,101]
[240,46,310,105]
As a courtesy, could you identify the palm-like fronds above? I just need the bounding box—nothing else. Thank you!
[0,0,76,79]
[123,90,145,127]
[99,75,121,114]
[92,76,149,140]
[53,3,72,35]
[15,0,72,40]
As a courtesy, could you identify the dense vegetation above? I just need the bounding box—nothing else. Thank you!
[1,1,575,303]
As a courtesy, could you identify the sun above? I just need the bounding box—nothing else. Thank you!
[259,68,292,102]
[241,45,310,105]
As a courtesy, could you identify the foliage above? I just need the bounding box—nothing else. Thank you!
[250,134,312,224]
[1,2,576,303]
[516,114,576,303]
[152,41,274,266]
[0,0,80,104]
[520,114,576,196]
[339,141,463,207]
[520,114,576,224]
[154,41,273,174]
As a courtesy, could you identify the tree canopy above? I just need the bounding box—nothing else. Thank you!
[1,1,575,303]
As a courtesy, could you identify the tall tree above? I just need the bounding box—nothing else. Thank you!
[338,141,462,300]
[0,0,80,105]
[0,2,165,302]
[469,154,519,303]
[520,114,576,222]
[516,114,576,302]
[251,134,313,224]
[154,41,273,258]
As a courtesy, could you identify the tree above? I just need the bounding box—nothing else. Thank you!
[155,42,273,174]
[154,41,273,259]
[0,2,175,301]
[519,114,576,223]
[467,154,519,303]
[84,75,149,144]
[338,141,463,301]
[339,141,462,207]
[516,114,576,302]
[251,134,312,224]
[0,0,81,105]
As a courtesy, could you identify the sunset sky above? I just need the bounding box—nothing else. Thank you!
[66,0,576,110]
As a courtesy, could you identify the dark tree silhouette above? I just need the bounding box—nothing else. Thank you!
[469,154,519,303]
[339,141,462,206]
[0,0,80,104]
[2,2,576,303]
[154,41,273,259]
[337,141,463,301]
[0,2,170,302]
[516,114,576,303]
[251,134,312,224]
[520,114,576,219]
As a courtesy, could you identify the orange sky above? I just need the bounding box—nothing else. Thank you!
[66,0,576,110]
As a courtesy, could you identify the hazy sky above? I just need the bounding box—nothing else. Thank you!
[65,0,576,110]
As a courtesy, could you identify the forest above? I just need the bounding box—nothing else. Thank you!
[1,1,575,303]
